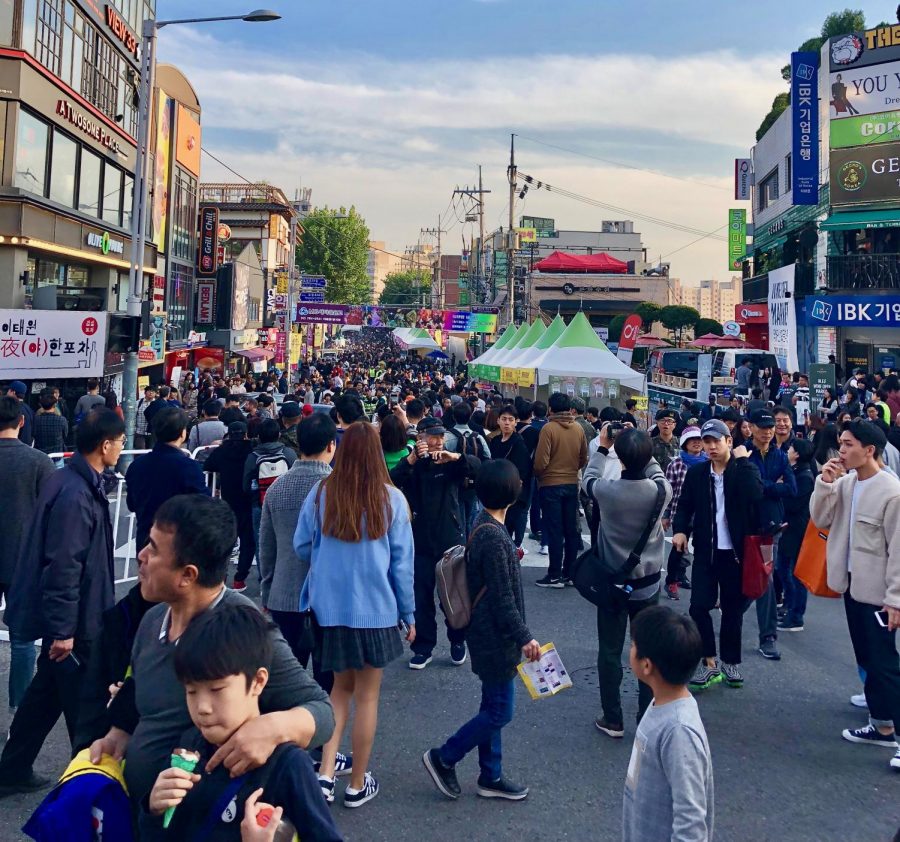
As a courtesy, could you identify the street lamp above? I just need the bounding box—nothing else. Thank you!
[123,10,281,451]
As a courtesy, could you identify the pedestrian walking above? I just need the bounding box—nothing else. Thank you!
[423,460,540,802]
[125,408,210,552]
[186,399,227,452]
[132,384,156,450]
[533,392,588,588]
[73,378,105,422]
[583,426,672,738]
[0,397,55,715]
[672,419,763,692]
[295,422,415,808]
[810,421,900,772]
[204,421,257,591]
[390,420,474,669]
[446,401,492,537]
[5,380,33,445]
[0,409,124,796]
[32,388,69,455]
[651,409,680,473]
[490,403,532,552]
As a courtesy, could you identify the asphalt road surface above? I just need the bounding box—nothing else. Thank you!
[0,534,897,841]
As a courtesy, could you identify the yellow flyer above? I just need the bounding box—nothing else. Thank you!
[517,642,573,700]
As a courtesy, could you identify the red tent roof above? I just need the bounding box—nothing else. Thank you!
[533,250,628,274]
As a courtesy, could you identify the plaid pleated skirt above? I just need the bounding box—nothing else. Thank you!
[320,625,404,673]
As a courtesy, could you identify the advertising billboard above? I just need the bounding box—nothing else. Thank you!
[734,158,752,200]
[441,310,499,333]
[197,207,219,275]
[830,27,900,72]
[791,52,819,205]
[295,303,348,325]
[0,310,105,378]
[830,141,900,205]
[805,294,900,326]
[768,265,798,372]
[829,62,900,119]
[830,109,900,148]
[152,91,173,251]
[728,209,746,270]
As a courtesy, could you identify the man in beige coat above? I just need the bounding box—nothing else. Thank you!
[810,419,900,772]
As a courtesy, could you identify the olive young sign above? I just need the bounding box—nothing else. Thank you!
[829,63,900,120]
[830,141,900,205]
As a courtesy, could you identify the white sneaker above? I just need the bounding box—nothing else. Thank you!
[850,693,868,709]
[539,546,549,556]
[891,748,900,771]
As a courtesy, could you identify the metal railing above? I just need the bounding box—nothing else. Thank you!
[826,253,900,290]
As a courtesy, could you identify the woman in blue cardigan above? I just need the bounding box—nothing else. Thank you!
[295,421,415,809]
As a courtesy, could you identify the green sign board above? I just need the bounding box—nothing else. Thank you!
[831,111,900,149]
[809,363,836,410]
[728,209,746,270]
[520,216,556,238]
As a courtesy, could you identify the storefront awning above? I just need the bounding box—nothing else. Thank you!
[820,209,900,231]
[234,347,274,362]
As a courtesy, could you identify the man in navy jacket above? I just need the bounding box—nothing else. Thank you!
[126,408,210,551]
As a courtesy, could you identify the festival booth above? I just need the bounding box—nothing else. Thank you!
[469,323,518,376]
[392,327,441,354]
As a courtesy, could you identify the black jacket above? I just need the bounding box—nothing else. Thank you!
[489,432,532,504]
[465,512,531,681]
[73,583,156,751]
[779,463,815,560]
[204,438,255,510]
[143,397,167,428]
[125,443,210,550]
[390,452,472,558]
[5,453,115,643]
[672,455,763,565]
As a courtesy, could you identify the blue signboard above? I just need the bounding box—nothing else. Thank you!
[301,275,327,289]
[791,52,819,205]
[300,291,325,303]
[805,295,900,326]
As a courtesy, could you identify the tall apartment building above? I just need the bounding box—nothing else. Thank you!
[671,278,739,324]
[367,240,401,302]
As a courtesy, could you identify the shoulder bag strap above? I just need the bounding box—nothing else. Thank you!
[620,480,668,578]
[466,521,501,609]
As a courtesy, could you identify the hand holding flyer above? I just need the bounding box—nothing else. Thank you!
[517,642,573,700]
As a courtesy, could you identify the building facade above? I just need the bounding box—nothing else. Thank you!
[367,239,400,302]
[671,278,740,324]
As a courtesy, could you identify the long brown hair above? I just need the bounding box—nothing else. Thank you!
[320,421,392,542]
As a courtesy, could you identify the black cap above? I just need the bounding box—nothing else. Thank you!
[749,409,775,428]
[418,417,447,436]
[656,409,678,421]
[720,407,742,423]
[280,402,302,419]
[227,421,248,438]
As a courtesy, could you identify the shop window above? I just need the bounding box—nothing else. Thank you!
[103,161,122,226]
[66,265,89,287]
[167,263,194,342]
[78,147,101,216]
[14,110,49,196]
[116,271,130,311]
[757,168,779,212]
[784,154,791,193]
[123,174,134,230]
[36,0,62,77]
[49,130,77,206]
[170,168,197,261]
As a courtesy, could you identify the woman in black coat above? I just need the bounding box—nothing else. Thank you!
[776,439,816,631]
[423,461,541,802]
[491,403,532,551]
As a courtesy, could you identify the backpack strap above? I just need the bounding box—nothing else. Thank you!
[465,521,505,609]
[620,480,669,580]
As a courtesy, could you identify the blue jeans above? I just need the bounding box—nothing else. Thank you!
[539,484,581,579]
[529,477,543,540]
[775,550,808,623]
[8,632,36,710]
[439,679,515,781]
[459,492,482,539]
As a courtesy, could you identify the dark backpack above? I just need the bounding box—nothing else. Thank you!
[435,522,497,629]
[455,430,487,489]
[255,451,289,504]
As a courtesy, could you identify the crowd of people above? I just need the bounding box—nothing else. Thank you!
[0,330,898,841]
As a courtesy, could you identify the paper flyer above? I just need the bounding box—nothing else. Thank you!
[517,642,573,700]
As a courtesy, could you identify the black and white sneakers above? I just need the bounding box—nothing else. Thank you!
[343,772,379,808]
[423,748,461,799]
[841,724,898,748]
[476,775,529,800]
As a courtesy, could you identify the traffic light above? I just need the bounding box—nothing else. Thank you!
[108,314,141,353]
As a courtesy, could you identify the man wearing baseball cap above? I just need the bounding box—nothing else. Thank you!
[746,409,797,662]
[673,419,763,692]
[5,381,33,446]
[278,401,302,453]
[651,409,679,473]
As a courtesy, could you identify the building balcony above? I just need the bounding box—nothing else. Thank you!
[742,264,814,302]
[825,254,900,290]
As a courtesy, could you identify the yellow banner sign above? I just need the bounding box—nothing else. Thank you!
[500,367,517,384]
[635,395,649,410]
[516,227,537,243]
[517,368,535,387]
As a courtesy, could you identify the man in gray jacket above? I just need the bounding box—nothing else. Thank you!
[582,425,672,740]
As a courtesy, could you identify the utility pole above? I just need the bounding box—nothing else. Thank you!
[507,133,517,325]
[453,168,491,310]
[421,215,447,308]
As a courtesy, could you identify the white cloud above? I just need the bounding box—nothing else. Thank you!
[160,29,779,282]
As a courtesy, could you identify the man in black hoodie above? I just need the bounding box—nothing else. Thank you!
[391,422,475,670]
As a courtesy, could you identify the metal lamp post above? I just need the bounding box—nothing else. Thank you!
[123,9,281,449]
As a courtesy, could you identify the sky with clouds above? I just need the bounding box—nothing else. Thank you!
[156,0,891,285]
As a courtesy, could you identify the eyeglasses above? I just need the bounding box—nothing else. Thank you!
[110,436,126,446]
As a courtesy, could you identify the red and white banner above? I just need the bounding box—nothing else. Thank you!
[616,314,642,366]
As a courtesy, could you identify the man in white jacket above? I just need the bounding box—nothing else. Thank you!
[810,419,900,772]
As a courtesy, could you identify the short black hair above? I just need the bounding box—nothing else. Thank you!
[258,418,281,443]
[174,603,273,690]
[625,399,637,410]
[0,396,20,431]
[615,428,653,473]
[158,385,170,399]
[631,605,703,685]
[498,403,517,419]
[841,418,887,459]
[202,399,221,417]
[39,388,56,411]
[152,407,188,443]
[599,406,622,423]
[452,401,472,425]
[548,392,570,413]
[406,398,425,419]
[772,405,792,419]
[789,438,815,464]
[76,408,124,454]
[586,406,599,419]
[86,378,99,390]
[532,400,548,419]
[298,411,336,456]
[475,458,521,510]
[335,393,364,425]
[517,399,533,421]
[220,406,244,427]
[154,495,236,588]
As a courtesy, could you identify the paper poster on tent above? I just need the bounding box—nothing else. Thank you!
[608,379,620,399]
[500,367,517,384]
[635,396,649,410]
[564,377,576,396]
[517,368,534,387]
[577,377,591,398]
[592,378,605,398]
[549,376,562,394]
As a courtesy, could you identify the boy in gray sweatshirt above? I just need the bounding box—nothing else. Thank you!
[623,606,713,842]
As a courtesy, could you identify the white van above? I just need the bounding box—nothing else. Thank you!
[711,349,779,385]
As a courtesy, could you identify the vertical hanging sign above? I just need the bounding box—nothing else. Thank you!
[791,51,819,205]
[728,209,746,270]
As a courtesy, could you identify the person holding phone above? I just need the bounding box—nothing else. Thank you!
[810,420,900,772]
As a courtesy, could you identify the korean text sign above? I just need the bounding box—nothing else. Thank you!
[792,52,819,205]
[805,294,900,326]
[728,209,746,270]
[0,310,105,378]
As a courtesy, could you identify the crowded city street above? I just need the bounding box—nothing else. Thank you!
[1,1,900,840]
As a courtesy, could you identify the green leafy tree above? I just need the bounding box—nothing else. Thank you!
[660,305,701,346]
[379,269,431,307]
[634,301,663,330]
[296,206,372,304]
[607,314,626,343]
[822,8,866,36]
[693,318,724,338]
[756,92,791,141]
